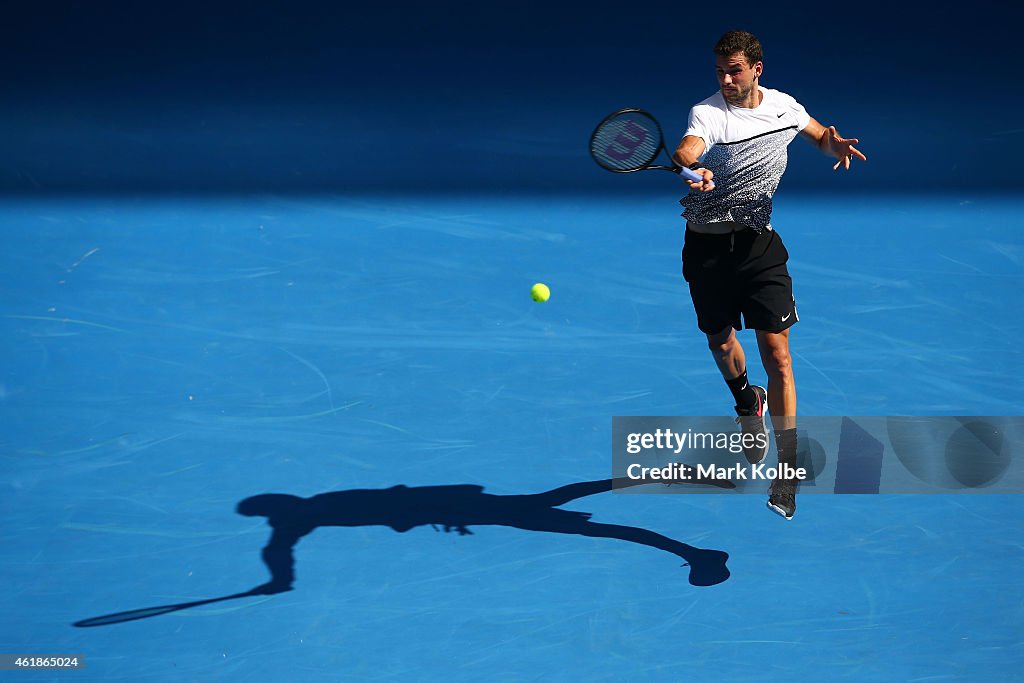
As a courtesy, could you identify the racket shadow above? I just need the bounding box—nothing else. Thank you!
[73,590,261,628]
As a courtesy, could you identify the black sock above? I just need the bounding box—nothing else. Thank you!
[725,371,756,409]
[774,428,798,466]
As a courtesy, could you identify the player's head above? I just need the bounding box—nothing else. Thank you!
[713,30,764,106]
[715,31,763,68]
[236,493,303,517]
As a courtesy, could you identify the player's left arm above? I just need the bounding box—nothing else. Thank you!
[800,116,867,171]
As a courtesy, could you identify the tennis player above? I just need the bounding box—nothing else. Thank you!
[672,30,865,519]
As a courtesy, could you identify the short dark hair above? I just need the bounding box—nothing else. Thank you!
[714,30,763,67]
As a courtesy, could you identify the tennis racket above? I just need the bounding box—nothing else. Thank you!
[589,108,712,187]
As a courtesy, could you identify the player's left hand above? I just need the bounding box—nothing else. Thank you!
[825,126,867,170]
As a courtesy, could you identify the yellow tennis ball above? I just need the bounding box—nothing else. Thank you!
[530,283,550,303]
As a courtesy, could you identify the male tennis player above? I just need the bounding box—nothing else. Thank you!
[672,30,865,519]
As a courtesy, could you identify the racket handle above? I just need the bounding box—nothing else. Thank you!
[677,165,714,188]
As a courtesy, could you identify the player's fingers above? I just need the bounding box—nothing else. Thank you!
[832,158,841,171]
[850,145,867,161]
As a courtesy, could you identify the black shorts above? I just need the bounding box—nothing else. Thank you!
[682,227,798,335]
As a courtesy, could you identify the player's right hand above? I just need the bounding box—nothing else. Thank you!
[686,168,714,192]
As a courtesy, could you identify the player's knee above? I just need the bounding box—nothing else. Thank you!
[706,331,736,359]
[764,347,792,379]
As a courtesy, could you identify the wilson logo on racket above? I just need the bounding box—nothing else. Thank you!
[590,108,713,187]
[605,121,649,161]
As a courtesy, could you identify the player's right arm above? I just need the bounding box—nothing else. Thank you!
[248,524,309,594]
[672,135,714,192]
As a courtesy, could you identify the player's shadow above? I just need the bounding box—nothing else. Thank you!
[74,476,732,627]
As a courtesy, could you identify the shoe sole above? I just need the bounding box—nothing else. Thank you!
[766,499,794,520]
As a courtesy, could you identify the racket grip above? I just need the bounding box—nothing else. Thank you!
[677,166,714,188]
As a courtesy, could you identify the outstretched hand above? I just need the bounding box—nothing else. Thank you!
[824,126,867,170]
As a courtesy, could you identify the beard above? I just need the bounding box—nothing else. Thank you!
[722,84,752,105]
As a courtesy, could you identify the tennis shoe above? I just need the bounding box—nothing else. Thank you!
[734,385,769,465]
[767,478,797,520]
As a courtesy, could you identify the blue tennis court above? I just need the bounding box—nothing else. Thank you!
[3,191,1022,680]
[2,1,1022,680]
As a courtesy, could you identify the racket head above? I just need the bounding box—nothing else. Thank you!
[589,108,669,173]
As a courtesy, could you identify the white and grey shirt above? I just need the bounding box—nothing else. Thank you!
[680,86,810,232]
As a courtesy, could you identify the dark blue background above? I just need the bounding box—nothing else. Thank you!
[2,0,1017,193]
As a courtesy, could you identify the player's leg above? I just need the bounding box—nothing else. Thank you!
[711,324,769,463]
[683,228,768,463]
[755,329,799,519]
[707,326,767,430]
[755,328,795,427]
[706,325,744,380]
[753,329,798,522]
[681,230,762,416]
[740,231,797,422]
[740,230,801,518]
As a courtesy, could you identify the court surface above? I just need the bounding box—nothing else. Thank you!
[3,191,1022,680]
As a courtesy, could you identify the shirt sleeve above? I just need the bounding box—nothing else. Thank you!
[684,105,719,155]
[788,96,811,132]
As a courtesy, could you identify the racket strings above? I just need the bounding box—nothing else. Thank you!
[590,114,662,171]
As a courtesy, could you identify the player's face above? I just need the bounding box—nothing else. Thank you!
[716,52,761,106]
